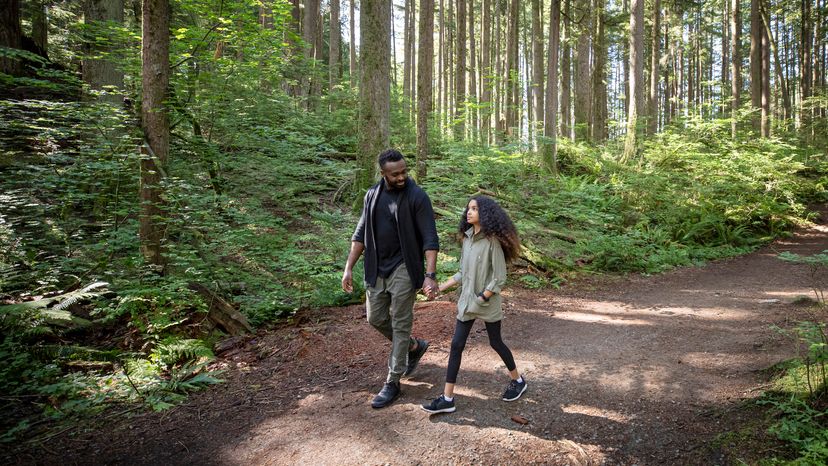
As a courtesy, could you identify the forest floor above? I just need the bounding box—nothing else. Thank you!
[7,206,828,465]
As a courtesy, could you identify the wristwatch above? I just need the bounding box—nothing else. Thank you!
[477,291,490,302]
[425,272,437,280]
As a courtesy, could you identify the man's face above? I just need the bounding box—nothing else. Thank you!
[380,159,408,190]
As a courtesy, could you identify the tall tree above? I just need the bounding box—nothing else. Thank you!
[356,0,390,193]
[543,0,560,173]
[532,0,544,139]
[481,0,492,144]
[800,0,812,132]
[303,0,320,106]
[83,0,125,104]
[417,0,435,180]
[573,0,591,142]
[403,0,413,119]
[761,2,770,136]
[31,1,47,56]
[455,0,467,139]
[468,0,478,140]
[560,0,571,139]
[622,0,643,162]
[749,0,762,132]
[505,0,519,136]
[330,0,341,89]
[591,0,607,142]
[730,0,741,137]
[349,0,356,87]
[140,0,170,269]
[0,0,22,76]
[648,0,660,135]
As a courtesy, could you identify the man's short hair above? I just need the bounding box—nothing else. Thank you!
[378,149,405,168]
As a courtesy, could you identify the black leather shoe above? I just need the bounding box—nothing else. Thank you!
[404,338,429,377]
[371,381,401,409]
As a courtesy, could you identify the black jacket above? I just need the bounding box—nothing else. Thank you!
[352,178,439,288]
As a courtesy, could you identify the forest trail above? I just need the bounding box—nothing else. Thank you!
[12,207,828,465]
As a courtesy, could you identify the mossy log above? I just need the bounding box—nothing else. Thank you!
[188,283,253,335]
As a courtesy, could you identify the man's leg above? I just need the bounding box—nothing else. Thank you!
[386,264,416,383]
[365,277,392,341]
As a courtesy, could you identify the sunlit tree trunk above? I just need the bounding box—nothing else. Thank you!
[404,0,413,120]
[356,0,390,193]
[481,0,492,144]
[505,0,519,137]
[455,0,466,140]
[468,0,477,141]
[560,0,571,139]
[573,0,591,142]
[761,5,770,137]
[591,1,606,142]
[543,0,560,174]
[532,0,544,143]
[800,0,812,133]
[648,0,660,135]
[750,0,762,132]
[303,0,320,108]
[330,0,341,90]
[621,0,643,163]
[417,0,435,180]
[730,0,741,137]
[140,0,170,270]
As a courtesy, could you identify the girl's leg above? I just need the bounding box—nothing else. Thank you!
[484,320,519,380]
[444,319,475,398]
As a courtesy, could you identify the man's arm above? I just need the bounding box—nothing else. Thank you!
[423,249,438,297]
[342,241,365,293]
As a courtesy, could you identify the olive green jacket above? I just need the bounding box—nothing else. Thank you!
[451,228,508,322]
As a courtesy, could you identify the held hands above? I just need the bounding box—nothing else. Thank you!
[422,277,438,300]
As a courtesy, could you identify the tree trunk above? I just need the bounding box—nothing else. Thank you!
[622,0,629,114]
[330,0,341,90]
[0,0,22,76]
[349,0,356,87]
[438,0,445,127]
[303,0,320,107]
[83,0,125,104]
[591,2,606,142]
[455,0,467,140]
[495,0,503,142]
[573,0,591,142]
[404,0,413,119]
[532,0,544,141]
[560,0,571,139]
[468,0,478,141]
[543,0,560,174]
[417,0,435,180]
[730,0,741,137]
[622,0,643,163]
[31,1,47,57]
[800,0,812,132]
[749,0,762,132]
[761,4,790,121]
[356,0,391,194]
[481,0,492,144]
[140,0,170,270]
[504,0,520,137]
[409,2,417,112]
[648,0,660,135]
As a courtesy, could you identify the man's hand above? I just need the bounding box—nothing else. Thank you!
[342,270,354,293]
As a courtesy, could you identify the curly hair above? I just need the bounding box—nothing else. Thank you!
[458,195,521,263]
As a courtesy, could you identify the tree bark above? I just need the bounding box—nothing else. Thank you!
[455,0,467,140]
[330,0,341,90]
[83,0,125,104]
[573,0,591,142]
[622,0,643,163]
[349,0,356,87]
[760,4,790,121]
[591,2,606,142]
[0,0,22,76]
[730,0,741,137]
[543,0,560,174]
[800,0,812,132]
[532,0,544,140]
[648,0,660,135]
[356,0,391,194]
[481,0,492,144]
[504,0,520,137]
[140,0,170,270]
[560,0,571,139]
[31,1,47,57]
[417,0,435,180]
[749,0,762,132]
[468,0,477,141]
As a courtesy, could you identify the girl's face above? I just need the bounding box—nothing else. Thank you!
[466,200,480,226]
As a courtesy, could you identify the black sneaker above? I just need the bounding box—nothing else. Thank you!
[421,394,456,414]
[371,381,401,409]
[502,377,527,401]
[403,338,429,377]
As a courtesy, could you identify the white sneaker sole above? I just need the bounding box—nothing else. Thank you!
[502,383,528,401]
[421,405,456,414]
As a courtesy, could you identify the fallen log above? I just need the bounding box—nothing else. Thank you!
[188,283,252,335]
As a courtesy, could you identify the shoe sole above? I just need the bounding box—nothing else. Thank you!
[421,405,456,414]
[403,340,430,377]
[502,383,528,402]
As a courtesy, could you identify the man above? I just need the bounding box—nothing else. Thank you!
[342,149,439,409]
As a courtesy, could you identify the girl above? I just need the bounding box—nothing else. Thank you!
[422,196,526,414]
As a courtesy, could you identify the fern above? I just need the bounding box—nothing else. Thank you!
[53,281,109,310]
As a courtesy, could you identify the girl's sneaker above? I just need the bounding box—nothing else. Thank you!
[421,394,456,414]
[502,377,527,401]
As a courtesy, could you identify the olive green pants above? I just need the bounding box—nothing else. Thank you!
[365,263,416,383]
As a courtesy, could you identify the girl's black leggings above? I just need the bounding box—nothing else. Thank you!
[446,319,516,384]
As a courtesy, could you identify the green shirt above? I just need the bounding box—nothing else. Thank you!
[451,228,508,322]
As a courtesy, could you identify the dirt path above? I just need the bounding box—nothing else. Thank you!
[11,208,828,465]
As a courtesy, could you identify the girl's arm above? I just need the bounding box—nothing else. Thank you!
[438,276,459,293]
